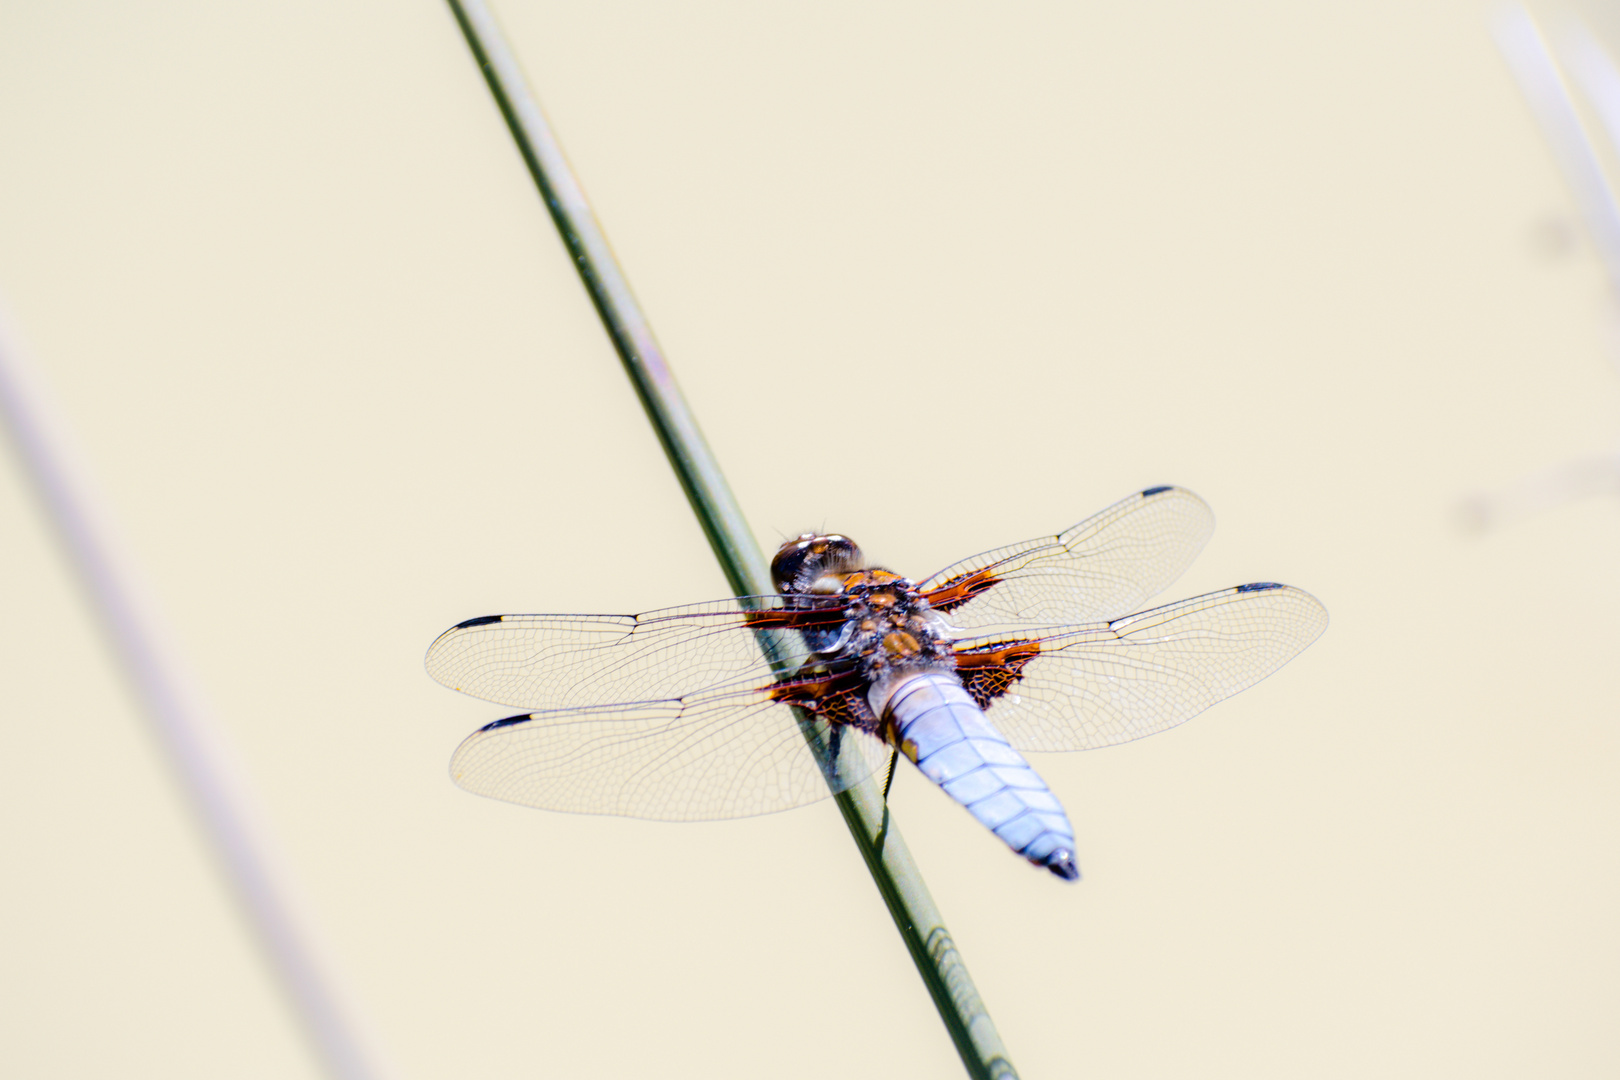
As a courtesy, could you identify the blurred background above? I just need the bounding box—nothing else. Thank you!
[3,1,1618,1076]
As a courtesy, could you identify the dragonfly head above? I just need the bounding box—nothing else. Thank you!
[771,533,863,595]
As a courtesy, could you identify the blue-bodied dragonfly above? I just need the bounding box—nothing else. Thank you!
[425,486,1327,880]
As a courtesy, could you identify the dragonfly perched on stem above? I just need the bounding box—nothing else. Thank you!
[426,485,1326,880]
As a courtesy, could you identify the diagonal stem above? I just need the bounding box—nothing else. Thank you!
[442,3,1019,1077]
[0,314,386,1080]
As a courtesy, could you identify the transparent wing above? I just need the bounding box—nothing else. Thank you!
[917,486,1215,633]
[425,597,825,711]
[449,689,891,821]
[961,583,1327,752]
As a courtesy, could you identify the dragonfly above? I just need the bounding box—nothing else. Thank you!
[425,485,1327,880]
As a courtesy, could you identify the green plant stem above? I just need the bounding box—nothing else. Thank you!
[443,4,1018,1077]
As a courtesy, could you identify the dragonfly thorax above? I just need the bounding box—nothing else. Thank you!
[818,572,957,717]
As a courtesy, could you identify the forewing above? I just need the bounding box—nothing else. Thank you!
[957,583,1327,752]
[425,597,824,711]
[918,486,1215,632]
[449,688,891,821]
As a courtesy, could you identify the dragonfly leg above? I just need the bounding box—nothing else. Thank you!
[874,750,897,857]
[823,724,843,782]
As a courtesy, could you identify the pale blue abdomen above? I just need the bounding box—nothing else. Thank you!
[882,672,1079,880]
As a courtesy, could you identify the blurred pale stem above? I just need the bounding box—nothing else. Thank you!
[1466,9,1620,527]
[1557,20,1620,175]
[0,312,386,1080]
[1494,5,1620,297]
[1459,452,1620,530]
[443,2,1020,1076]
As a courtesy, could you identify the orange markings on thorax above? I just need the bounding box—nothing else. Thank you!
[882,631,922,657]
[840,569,904,590]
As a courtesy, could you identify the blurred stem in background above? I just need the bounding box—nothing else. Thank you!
[1493,5,1620,291]
[1460,5,1620,530]
[0,312,388,1080]
[442,2,1019,1077]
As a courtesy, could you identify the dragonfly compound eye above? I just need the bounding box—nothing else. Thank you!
[770,533,863,594]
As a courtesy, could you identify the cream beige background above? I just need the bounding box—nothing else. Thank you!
[3,1,1619,1077]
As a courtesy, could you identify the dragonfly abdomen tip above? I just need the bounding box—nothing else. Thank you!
[1043,849,1080,882]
